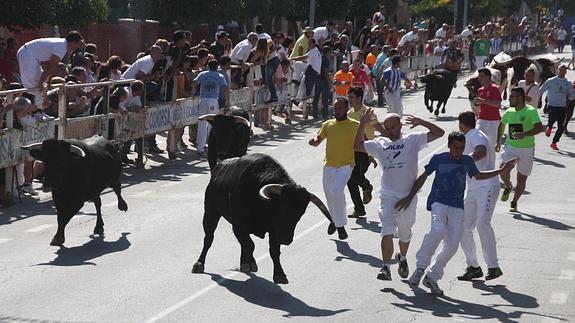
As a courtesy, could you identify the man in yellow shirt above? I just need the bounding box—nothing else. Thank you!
[309,97,358,239]
[289,27,314,58]
[333,61,354,99]
[346,86,385,218]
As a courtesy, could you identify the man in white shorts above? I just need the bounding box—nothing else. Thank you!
[496,87,544,212]
[17,31,84,108]
[354,110,444,281]
[457,111,503,282]
[380,56,412,117]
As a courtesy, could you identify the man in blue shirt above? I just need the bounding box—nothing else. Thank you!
[539,65,575,150]
[395,131,516,295]
[381,56,411,117]
[194,59,229,156]
[372,45,389,107]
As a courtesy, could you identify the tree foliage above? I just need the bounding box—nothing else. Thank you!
[0,0,108,29]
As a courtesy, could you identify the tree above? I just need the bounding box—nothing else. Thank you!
[0,0,109,29]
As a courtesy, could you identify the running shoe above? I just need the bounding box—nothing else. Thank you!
[509,201,518,212]
[501,187,512,202]
[551,143,559,150]
[327,223,336,235]
[362,184,373,204]
[348,210,366,218]
[486,267,503,281]
[377,265,392,281]
[457,266,484,281]
[409,268,425,286]
[18,183,38,196]
[337,227,348,240]
[396,253,409,278]
[545,127,552,137]
[423,275,444,295]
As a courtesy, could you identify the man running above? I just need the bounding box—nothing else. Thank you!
[401,131,516,295]
[539,65,575,150]
[496,87,544,212]
[354,110,444,281]
[457,111,503,281]
[309,98,359,240]
[380,56,412,117]
[346,87,385,219]
[474,68,502,149]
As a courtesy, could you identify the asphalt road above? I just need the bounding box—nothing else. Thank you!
[1,49,574,323]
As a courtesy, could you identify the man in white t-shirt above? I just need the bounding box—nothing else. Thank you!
[354,110,445,281]
[517,68,540,108]
[433,40,446,68]
[121,45,162,81]
[17,31,84,108]
[291,38,322,100]
[313,21,336,47]
[398,26,420,48]
[230,32,258,66]
[556,27,568,53]
[457,111,503,282]
[435,24,448,39]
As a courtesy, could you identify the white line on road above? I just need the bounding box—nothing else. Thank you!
[549,291,569,305]
[144,140,446,323]
[25,224,55,233]
[266,146,279,150]
[162,181,182,188]
[558,270,575,280]
[132,190,152,198]
[104,201,117,208]
[0,238,13,244]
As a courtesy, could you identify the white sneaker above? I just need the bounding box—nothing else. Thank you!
[18,183,38,196]
[409,268,425,286]
[422,275,444,295]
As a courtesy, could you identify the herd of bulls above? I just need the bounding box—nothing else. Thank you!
[422,53,562,116]
[23,53,562,284]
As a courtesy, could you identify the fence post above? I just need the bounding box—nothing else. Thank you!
[135,84,146,168]
[167,75,178,159]
[57,84,67,139]
[4,94,15,203]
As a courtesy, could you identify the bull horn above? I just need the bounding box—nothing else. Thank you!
[70,144,86,158]
[198,114,217,122]
[308,192,333,223]
[21,143,43,150]
[259,184,283,201]
[234,116,250,127]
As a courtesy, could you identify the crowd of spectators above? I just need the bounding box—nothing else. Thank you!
[0,5,570,204]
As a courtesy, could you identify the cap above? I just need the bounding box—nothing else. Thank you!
[216,31,229,39]
[303,26,314,33]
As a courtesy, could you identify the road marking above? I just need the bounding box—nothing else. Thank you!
[0,238,13,244]
[144,140,446,323]
[188,174,202,179]
[25,224,55,233]
[549,291,569,305]
[558,270,575,280]
[266,146,279,150]
[162,182,182,188]
[132,190,152,198]
[104,201,117,208]
[143,219,327,323]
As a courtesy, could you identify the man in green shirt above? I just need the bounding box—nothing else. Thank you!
[474,33,490,69]
[496,87,544,212]
[290,27,314,58]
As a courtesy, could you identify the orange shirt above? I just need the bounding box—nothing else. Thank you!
[333,70,353,96]
[366,53,377,69]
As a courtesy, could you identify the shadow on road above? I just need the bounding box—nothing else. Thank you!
[332,239,383,268]
[350,217,381,234]
[383,286,565,322]
[36,232,131,266]
[512,212,574,231]
[207,273,350,318]
[533,156,565,168]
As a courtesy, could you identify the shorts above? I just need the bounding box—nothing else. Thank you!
[379,195,417,242]
[500,145,534,176]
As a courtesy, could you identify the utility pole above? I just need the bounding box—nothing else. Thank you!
[309,0,316,27]
[453,0,458,32]
[463,0,468,28]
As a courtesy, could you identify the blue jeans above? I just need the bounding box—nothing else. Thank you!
[312,78,330,119]
[265,57,280,99]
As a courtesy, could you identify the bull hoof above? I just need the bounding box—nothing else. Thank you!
[93,226,104,236]
[118,200,128,212]
[441,108,446,114]
[434,110,439,116]
[273,274,289,284]
[50,236,64,246]
[240,263,251,273]
[427,107,432,112]
[191,261,204,273]
[249,262,258,272]
[327,223,336,235]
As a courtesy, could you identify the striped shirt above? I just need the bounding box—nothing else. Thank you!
[490,38,502,55]
[381,66,404,92]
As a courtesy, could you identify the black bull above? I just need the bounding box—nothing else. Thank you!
[199,107,251,170]
[23,136,127,246]
[420,69,458,116]
[191,153,333,284]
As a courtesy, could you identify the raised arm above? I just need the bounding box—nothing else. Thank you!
[405,115,445,143]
